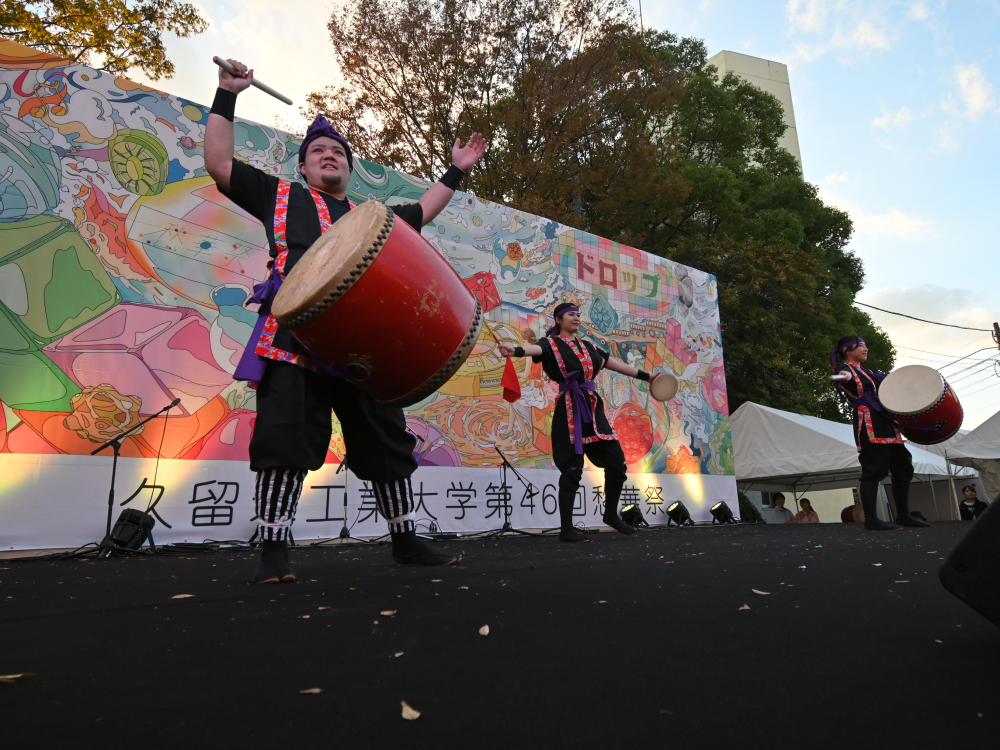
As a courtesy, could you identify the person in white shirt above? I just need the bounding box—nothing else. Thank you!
[772,493,795,524]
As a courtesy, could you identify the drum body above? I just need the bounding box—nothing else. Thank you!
[272,201,482,407]
[879,365,963,445]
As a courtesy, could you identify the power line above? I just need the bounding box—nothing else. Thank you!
[856,302,992,332]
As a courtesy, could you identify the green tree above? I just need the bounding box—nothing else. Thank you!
[305,0,690,231]
[1,0,207,79]
[641,48,894,420]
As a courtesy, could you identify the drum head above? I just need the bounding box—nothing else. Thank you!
[650,372,679,402]
[273,200,390,323]
[880,364,945,416]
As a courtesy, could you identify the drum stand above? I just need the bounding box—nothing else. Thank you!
[310,460,372,547]
[481,447,544,538]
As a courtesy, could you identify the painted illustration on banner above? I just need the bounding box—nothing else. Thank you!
[0,39,732,481]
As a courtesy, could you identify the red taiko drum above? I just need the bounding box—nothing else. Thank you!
[878,364,963,445]
[272,200,482,407]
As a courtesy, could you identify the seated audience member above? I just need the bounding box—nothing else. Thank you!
[787,497,820,524]
[772,493,794,524]
[959,486,989,520]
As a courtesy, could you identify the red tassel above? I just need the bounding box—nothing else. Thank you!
[501,357,521,403]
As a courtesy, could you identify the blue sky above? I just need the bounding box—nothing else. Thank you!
[132,0,1000,427]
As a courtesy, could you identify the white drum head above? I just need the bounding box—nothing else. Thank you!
[650,372,679,402]
[879,365,945,416]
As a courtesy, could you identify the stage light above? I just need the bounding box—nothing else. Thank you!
[710,501,737,524]
[620,503,649,529]
[666,501,694,527]
[99,509,156,557]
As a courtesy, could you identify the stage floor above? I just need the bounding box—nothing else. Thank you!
[2,523,997,747]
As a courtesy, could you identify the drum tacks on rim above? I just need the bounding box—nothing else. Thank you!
[272,201,483,407]
[878,364,963,445]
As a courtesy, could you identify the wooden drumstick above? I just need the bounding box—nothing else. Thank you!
[482,317,502,346]
[213,56,293,105]
[831,373,851,382]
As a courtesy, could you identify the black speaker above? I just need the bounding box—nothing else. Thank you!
[939,500,1000,628]
[100,509,156,554]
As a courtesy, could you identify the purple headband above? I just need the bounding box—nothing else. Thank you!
[298,115,353,172]
[546,305,580,337]
[830,337,866,369]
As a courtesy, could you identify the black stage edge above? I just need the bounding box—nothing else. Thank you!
[2,523,997,748]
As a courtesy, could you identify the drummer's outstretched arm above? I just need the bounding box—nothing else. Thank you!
[499,343,543,358]
[605,358,658,381]
[205,59,254,193]
[417,134,487,225]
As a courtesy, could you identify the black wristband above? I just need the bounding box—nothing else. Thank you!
[211,87,237,122]
[514,346,525,358]
[636,369,650,382]
[440,165,465,190]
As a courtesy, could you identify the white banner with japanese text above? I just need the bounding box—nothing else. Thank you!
[0,455,738,550]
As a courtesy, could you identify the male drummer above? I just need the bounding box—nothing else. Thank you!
[204,59,487,582]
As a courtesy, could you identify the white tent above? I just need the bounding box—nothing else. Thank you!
[943,409,1000,501]
[730,402,975,493]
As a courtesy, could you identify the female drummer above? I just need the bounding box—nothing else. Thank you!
[205,59,487,583]
[831,336,930,530]
[499,303,659,542]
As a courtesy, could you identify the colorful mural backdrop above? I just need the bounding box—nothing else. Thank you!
[0,40,735,547]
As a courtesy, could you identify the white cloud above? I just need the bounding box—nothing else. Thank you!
[818,185,931,240]
[823,172,849,184]
[953,63,996,121]
[908,3,930,21]
[873,106,916,131]
[787,0,828,33]
[847,20,892,51]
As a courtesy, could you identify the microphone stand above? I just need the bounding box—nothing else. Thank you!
[483,446,543,538]
[311,458,371,547]
[92,399,181,549]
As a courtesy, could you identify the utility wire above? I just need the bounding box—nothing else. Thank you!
[856,302,992,332]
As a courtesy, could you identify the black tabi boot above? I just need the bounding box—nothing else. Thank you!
[860,481,900,531]
[391,530,461,566]
[602,504,635,536]
[558,486,591,543]
[893,481,930,527]
[253,540,294,584]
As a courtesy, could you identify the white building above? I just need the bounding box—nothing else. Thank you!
[707,50,802,170]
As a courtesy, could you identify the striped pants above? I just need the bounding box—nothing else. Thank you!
[254,468,416,541]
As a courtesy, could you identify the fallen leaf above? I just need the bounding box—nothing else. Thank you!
[738,604,750,611]
[300,688,322,695]
[373,620,379,625]
[479,625,490,636]
[431,579,442,582]
[598,600,607,604]
[752,589,771,596]
[394,652,404,658]
[871,563,882,567]
[401,701,421,720]
[664,561,675,564]
[380,610,397,616]
[318,607,331,610]
[459,586,469,590]
[0,673,33,683]
[171,594,194,599]
[798,566,806,569]
[934,640,942,643]
[299,615,310,619]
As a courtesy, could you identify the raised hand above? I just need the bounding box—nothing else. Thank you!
[218,59,254,94]
[452,132,487,172]
[498,342,516,357]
